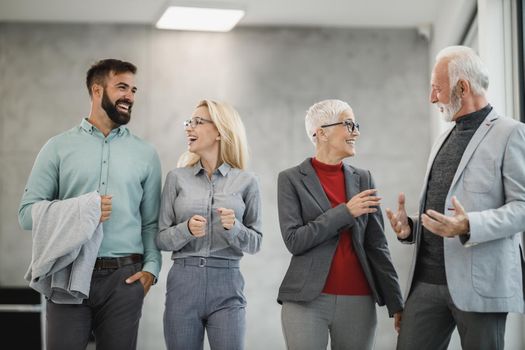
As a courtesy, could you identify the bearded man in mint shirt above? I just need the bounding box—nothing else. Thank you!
[18,59,162,350]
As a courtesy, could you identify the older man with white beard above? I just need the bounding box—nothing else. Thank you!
[386,45,525,350]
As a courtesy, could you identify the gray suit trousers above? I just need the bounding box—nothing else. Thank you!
[396,282,507,350]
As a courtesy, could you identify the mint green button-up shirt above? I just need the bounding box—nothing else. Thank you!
[19,118,162,277]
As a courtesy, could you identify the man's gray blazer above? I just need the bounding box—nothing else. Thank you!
[277,158,404,316]
[404,110,525,313]
[25,192,103,304]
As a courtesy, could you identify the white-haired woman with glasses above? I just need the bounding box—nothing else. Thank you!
[156,99,262,350]
[277,99,403,350]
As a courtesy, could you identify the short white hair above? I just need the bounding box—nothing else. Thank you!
[305,99,352,144]
[436,45,489,96]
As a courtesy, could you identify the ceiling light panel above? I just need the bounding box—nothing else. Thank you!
[156,5,245,32]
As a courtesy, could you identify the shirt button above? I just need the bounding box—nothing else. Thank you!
[103,161,107,164]
[102,182,105,185]
[104,141,108,144]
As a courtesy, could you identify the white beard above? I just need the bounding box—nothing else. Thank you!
[438,88,462,122]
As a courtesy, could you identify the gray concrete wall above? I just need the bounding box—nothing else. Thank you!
[0,24,431,349]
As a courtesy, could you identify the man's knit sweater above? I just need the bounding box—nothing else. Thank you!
[415,104,492,285]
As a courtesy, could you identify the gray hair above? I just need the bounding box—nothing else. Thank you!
[305,99,352,144]
[436,45,489,96]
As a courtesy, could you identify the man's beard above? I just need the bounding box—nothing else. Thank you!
[438,86,462,122]
[101,90,132,126]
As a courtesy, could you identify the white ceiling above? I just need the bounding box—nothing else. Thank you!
[0,0,439,29]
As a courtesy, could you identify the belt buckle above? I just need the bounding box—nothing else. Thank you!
[198,257,206,267]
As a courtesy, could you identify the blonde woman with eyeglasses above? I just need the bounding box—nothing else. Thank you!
[156,100,262,350]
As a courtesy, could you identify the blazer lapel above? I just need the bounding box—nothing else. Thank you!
[448,111,498,190]
[343,163,364,233]
[299,159,332,212]
[343,163,360,200]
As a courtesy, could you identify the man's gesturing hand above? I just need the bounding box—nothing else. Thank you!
[421,196,470,237]
[386,193,411,239]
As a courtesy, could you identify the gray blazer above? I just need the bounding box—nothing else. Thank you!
[404,110,525,313]
[25,192,103,304]
[277,158,404,316]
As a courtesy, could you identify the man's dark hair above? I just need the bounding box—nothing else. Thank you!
[86,59,137,97]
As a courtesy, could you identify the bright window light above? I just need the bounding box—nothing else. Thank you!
[156,6,245,32]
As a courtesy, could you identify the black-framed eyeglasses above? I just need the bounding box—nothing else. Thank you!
[183,116,214,129]
[313,119,360,137]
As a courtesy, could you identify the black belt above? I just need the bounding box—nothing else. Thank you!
[174,257,239,268]
[94,254,143,270]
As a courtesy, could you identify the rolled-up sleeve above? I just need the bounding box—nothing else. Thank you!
[140,149,162,278]
[19,139,60,231]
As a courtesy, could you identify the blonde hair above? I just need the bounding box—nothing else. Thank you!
[177,99,249,169]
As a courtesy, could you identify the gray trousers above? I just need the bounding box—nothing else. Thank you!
[396,282,507,350]
[281,294,377,350]
[163,257,247,350]
[46,262,145,350]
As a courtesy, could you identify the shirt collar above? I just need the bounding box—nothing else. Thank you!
[80,118,94,133]
[80,118,129,137]
[217,162,232,176]
[192,161,232,176]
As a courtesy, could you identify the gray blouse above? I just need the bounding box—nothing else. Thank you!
[156,162,262,260]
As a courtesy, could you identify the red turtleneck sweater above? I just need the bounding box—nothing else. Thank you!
[311,157,371,295]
